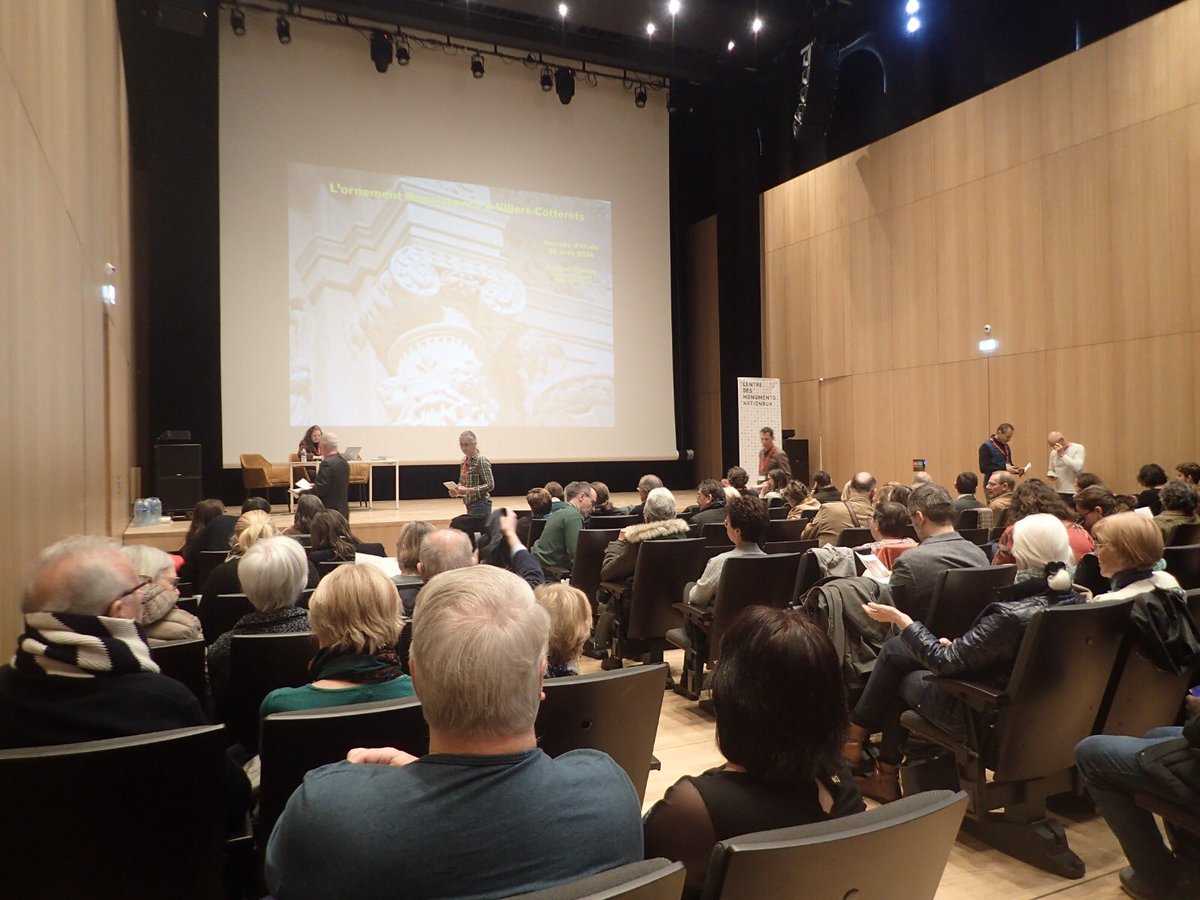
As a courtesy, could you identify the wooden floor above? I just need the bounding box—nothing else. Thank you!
[586,648,1132,900]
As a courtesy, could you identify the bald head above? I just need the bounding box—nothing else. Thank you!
[849,472,876,496]
[25,536,142,618]
[912,472,933,486]
[418,528,476,580]
[318,431,339,453]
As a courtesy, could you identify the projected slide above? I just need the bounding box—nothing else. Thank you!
[287,163,614,428]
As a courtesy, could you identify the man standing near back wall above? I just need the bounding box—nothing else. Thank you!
[979,423,1027,483]
[1046,431,1085,494]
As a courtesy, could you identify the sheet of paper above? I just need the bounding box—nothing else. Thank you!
[356,553,400,578]
[296,478,313,490]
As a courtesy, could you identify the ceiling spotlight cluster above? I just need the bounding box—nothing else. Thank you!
[904,0,921,33]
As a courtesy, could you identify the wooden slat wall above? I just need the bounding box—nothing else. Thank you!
[0,1,134,652]
[761,0,1200,494]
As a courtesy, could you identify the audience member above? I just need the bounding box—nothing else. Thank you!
[811,470,841,504]
[308,509,385,563]
[475,510,549,591]
[911,472,933,488]
[1153,480,1199,545]
[283,494,324,539]
[595,488,691,668]
[953,472,984,514]
[688,478,728,525]
[207,536,312,709]
[689,495,769,608]
[200,496,271,553]
[1177,462,1200,486]
[260,563,412,717]
[392,520,435,617]
[757,426,792,481]
[887,484,989,621]
[202,510,281,601]
[1075,472,1104,491]
[985,470,1017,528]
[531,481,596,572]
[623,474,663,520]
[1090,513,1183,603]
[534,583,592,678]
[724,467,750,495]
[1074,485,1118,535]
[590,481,616,517]
[265,566,642,899]
[847,515,1083,802]
[979,422,1026,481]
[418,528,477,579]
[527,487,554,518]
[760,468,789,500]
[1114,493,1140,514]
[863,502,918,572]
[991,480,1093,567]
[545,481,565,503]
[783,480,820,518]
[178,497,226,582]
[644,607,864,898]
[121,544,202,642]
[1136,463,1168,516]
[874,481,903,505]
[802,472,876,546]
[302,432,350,521]
[1046,431,1086,493]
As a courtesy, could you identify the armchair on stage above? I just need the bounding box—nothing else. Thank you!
[239,453,291,503]
[898,598,1132,878]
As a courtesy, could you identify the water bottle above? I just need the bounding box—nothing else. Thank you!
[133,498,149,527]
[301,448,307,462]
[149,497,163,523]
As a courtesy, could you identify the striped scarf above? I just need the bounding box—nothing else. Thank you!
[12,612,160,678]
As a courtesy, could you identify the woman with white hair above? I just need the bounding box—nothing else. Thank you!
[260,563,411,717]
[121,544,202,642]
[844,513,1084,803]
[206,536,312,708]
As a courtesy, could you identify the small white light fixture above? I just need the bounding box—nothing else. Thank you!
[751,17,763,34]
[978,324,997,353]
[667,0,681,16]
[101,283,117,306]
[727,39,735,51]
[646,21,656,36]
[558,3,567,18]
[906,16,921,33]
[905,0,920,14]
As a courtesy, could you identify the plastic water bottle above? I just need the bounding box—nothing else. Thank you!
[133,498,149,527]
[149,497,163,523]
[300,448,307,462]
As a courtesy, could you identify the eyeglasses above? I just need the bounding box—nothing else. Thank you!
[159,573,179,587]
[113,577,152,605]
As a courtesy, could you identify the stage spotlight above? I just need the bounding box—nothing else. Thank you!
[906,0,920,13]
[471,52,485,79]
[727,39,735,51]
[554,65,575,104]
[395,41,410,65]
[540,66,553,91]
[906,16,921,33]
[230,6,245,36]
[634,84,647,108]
[558,3,568,17]
[370,30,393,73]
[646,22,656,37]
[667,0,681,15]
[276,14,291,44]
[751,17,763,34]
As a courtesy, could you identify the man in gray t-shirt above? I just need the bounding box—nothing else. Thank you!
[266,567,642,900]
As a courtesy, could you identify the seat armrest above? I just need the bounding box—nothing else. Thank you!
[924,677,1006,711]
[672,602,712,626]
[599,580,626,599]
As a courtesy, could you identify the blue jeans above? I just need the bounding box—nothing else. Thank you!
[1075,727,1186,890]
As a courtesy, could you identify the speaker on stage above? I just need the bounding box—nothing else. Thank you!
[782,437,810,486]
[155,442,202,514]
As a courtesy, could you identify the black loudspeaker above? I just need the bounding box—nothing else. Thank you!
[782,437,810,486]
[155,443,202,514]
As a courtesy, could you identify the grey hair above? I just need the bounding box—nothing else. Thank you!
[419,529,474,579]
[24,536,129,615]
[318,431,339,452]
[564,480,594,501]
[643,487,677,523]
[638,474,664,493]
[238,536,307,612]
[411,566,549,738]
[459,430,477,444]
[121,544,174,580]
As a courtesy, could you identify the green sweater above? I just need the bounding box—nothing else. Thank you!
[532,504,584,570]
[260,675,415,718]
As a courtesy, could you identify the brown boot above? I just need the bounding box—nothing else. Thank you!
[855,761,901,804]
[843,723,870,767]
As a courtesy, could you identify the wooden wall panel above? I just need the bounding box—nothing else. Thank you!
[762,240,815,382]
[886,125,935,209]
[982,69,1044,176]
[1191,105,1200,326]
[762,174,812,252]
[810,229,849,378]
[850,371,896,482]
[885,198,938,370]
[984,161,1046,356]
[810,158,850,237]
[1107,1,1200,133]
[843,143,892,223]
[934,181,988,364]
[1039,41,1110,156]
[938,360,992,487]
[815,377,856,483]
[931,94,986,195]
[986,353,1048,477]
[845,215,892,374]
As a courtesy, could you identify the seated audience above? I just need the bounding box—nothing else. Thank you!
[811,470,841,504]
[200,496,272,552]
[283,493,324,539]
[1090,513,1184,602]
[953,472,984,513]
[873,481,903,505]
[545,481,565,503]
[1114,493,1140,514]
[624,474,664,519]
[862,502,917,572]
[177,497,226,583]
[723,466,750,496]
[847,514,1084,802]
[760,467,789,500]
[121,544,202,642]
[802,472,876,546]
[392,520,435,618]
[985,470,1018,527]
[1075,705,1200,900]
[475,510,549,591]
[688,478,728,525]
[1075,485,1118,535]
[207,536,312,709]
[722,485,741,503]
[783,480,820,518]
[689,495,769,608]
[1177,462,1200,486]
[1075,471,1104,491]
[307,509,385,564]
[594,488,691,666]
[644,607,864,899]
[589,481,616,517]
[265,566,642,899]
[528,487,554,519]
[1153,480,1199,545]
[1136,463,1168,516]
[991,479,1093,566]
[887,484,990,621]
[534,583,592,678]
[531,480,596,573]
[260,563,412,717]
[202,510,282,601]
[911,472,934,488]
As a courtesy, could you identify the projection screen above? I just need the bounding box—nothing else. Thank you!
[218,15,676,465]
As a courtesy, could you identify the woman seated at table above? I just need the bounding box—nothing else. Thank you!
[283,494,324,543]
[644,606,864,898]
[307,510,385,565]
[298,425,323,460]
[260,563,413,717]
[845,514,1085,803]
[122,544,202,642]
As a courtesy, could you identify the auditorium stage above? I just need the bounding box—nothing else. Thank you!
[121,491,647,552]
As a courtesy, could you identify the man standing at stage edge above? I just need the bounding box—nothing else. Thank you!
[449,431,494,540]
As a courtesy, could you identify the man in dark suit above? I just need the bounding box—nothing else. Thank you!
[304,433,350,520]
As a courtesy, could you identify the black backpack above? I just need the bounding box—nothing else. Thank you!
[1128,585,1200,675]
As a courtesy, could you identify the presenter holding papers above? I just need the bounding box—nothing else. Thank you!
[297,432,350,521]
[448,431,494,544]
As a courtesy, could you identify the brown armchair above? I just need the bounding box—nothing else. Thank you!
[239,453,291,503]
[349,461,370,507]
